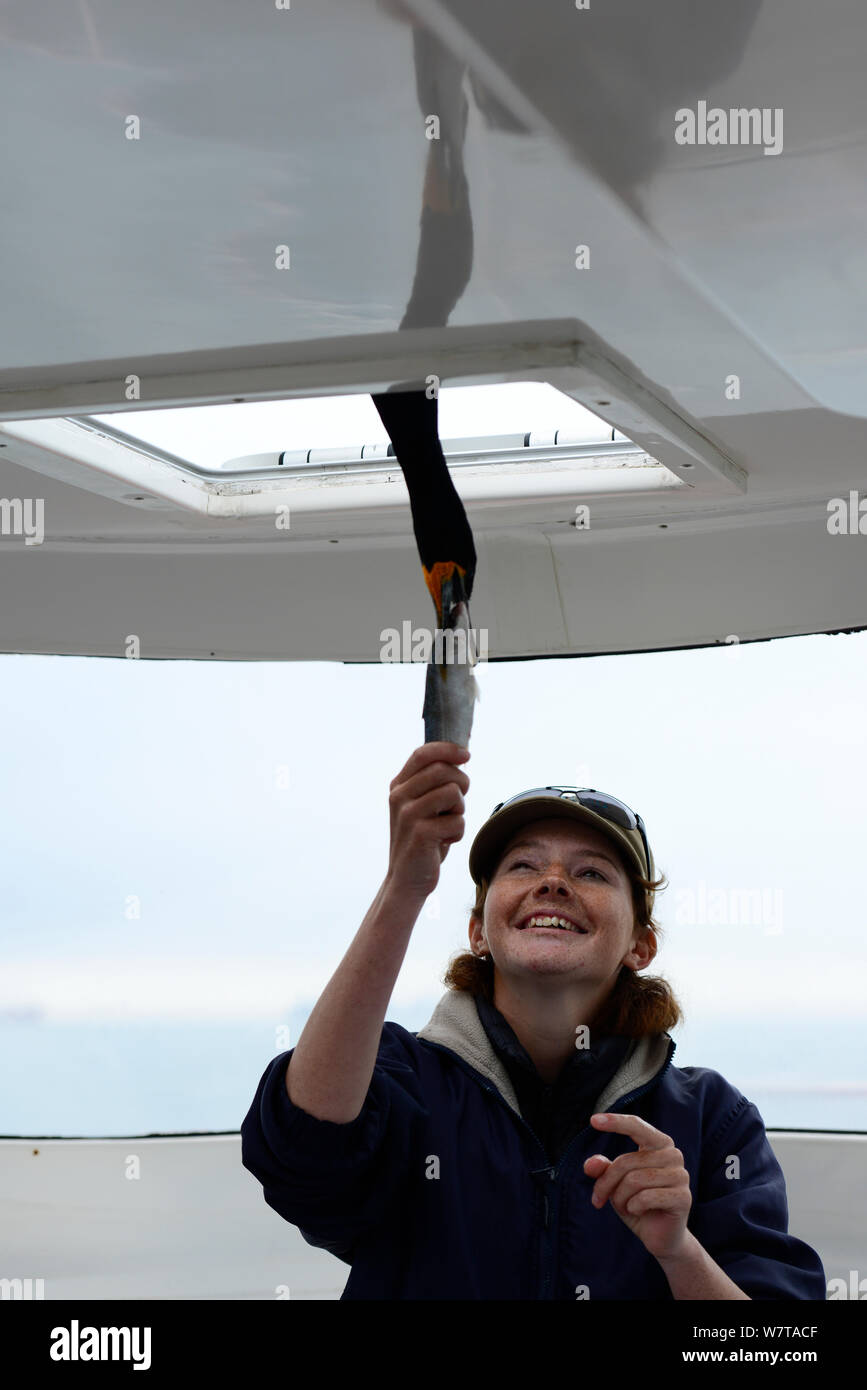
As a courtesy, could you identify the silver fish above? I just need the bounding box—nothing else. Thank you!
[423,600,480,748]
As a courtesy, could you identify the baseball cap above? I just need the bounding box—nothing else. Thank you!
[468,788,655,901]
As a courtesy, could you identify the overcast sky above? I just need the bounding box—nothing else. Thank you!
[2,628,865,1035]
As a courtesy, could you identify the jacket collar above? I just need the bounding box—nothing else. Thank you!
[416,989,674,1120]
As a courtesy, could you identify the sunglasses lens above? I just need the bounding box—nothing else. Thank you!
[574,793,635,830]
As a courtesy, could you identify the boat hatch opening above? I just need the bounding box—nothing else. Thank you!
[0,382,741,521]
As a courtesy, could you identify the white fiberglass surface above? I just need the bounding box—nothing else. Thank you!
[421,0,867,416]
[1,631,865,1136]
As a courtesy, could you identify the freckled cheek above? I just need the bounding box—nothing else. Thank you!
[484,892,519,936]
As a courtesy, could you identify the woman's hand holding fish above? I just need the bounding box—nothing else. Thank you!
[386,742,470,902]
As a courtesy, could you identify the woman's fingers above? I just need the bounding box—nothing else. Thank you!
[391,744,470,800]
[386,744,471,897]
[584,1145,686,1210]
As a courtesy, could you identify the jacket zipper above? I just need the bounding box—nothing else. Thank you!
[419,1036,676,1299]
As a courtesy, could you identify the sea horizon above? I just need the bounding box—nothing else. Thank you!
[2,1006,864,1137]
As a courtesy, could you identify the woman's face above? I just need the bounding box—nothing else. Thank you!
[468,817,655,988]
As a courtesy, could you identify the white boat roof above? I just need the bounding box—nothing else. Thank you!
[1,0,865,660]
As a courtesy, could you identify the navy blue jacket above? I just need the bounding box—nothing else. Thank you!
[240,988,826,1299]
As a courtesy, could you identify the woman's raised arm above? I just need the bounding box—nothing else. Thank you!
[284,742,470,1123]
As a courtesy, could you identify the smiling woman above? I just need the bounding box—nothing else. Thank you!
[447,806,679,1041]
[240,742,827,1301]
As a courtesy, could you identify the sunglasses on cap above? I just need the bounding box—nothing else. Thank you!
[490,786,651,879]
